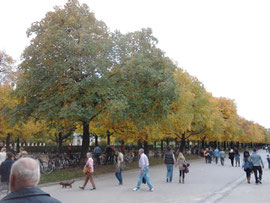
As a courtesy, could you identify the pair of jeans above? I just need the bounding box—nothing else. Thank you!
[253,166,263,183]
[220,157,224,166]
[235,158,240,167]
[215,156,219,164]
[115,169,123,184]
[136,166,153,189]
[166,164,174,182]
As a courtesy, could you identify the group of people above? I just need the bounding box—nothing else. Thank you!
[204,147,241,167]
[81,146,190,192]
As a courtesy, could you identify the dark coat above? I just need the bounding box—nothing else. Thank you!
[0,158,14,182]
[0,187,61,203]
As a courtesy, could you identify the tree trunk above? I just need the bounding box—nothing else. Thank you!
[202,139,205,149]
[138,141,142,149]
[80,121,90,164]
[161,140,164,153]
[95,135,98,146]
[6,134,11,151]
[144,141,149,156]
[166,138,169,147]
[180,133,186,153]
[16,137,20,153]
[58,133,63,154]
[106,131,111,146]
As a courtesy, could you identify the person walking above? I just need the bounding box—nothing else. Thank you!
[0,152,14,196]
[266,154,270,169]
[115,148,124,185]
[234,149,240,167]
[133,148,154,192]
[93,145,102,165]
[214,148,220,164]
[228,149,235,167]
[0,148,7,165]
[242,155,252,184]
[164,146,175,183]
[176,153,187,184]
[208,148,213,164]
[250,148,264,184]
[219,149,225,166]
[204,149,209,164]
[79,153,96,190]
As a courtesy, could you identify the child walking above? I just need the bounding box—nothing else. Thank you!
[176,153,187,184]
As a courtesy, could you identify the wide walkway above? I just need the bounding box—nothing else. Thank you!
[42,150,269,203]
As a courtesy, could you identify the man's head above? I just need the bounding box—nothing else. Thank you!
[253,148,257,152]
[167,146,171,151]
[1,147,6,152]
[6,152,13,159]
[138,148,144,155]
[10,157,40,192]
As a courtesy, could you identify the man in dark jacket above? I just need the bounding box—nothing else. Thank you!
[0,152,14,195]
[164,146,175,182]
[0,157,61,203]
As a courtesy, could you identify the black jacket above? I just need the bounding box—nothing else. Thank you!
[0,158,14,182]
[0,187,61,203]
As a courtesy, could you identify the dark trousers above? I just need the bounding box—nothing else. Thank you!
[230,158,234,166]
[179,170,185,179]
[253,166,263,183]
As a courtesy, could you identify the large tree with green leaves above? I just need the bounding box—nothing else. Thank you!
[13,0,177,160]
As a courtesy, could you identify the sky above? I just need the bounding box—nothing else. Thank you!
[1,0,270,128]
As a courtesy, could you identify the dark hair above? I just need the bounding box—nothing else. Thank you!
[253,148,257,152]
[6,152,13,159]
[167,146,171,151]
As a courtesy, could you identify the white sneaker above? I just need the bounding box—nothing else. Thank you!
[149,188,154,192]
[133,188,140,191]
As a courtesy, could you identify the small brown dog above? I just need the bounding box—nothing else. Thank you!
[60,180,75,188]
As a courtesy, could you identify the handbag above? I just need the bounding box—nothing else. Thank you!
[83,166,90,174]
[142,177,146,184]
[184,166,189,173]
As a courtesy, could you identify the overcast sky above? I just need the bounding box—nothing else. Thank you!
[1,0,270,128]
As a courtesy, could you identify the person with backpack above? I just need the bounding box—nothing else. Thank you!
[242,155,252,184]
[228,149,235,167]
[219,149,226,166]
[164,146,176,183]
[204,149,209,164]
[214,148,220,164]
[250,148,264,184]
[234,149,240,167]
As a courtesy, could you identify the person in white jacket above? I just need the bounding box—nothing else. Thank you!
[0,148,7,165]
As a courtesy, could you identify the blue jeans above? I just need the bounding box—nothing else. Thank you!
[115,169,123,184]
[136,166,153,189]
[166,164,174,182]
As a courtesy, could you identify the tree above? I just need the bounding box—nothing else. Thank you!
[13,1,176,161]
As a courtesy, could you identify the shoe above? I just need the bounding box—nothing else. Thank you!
[133,188,140,191]
[149,188,154,192]
[90,188,96,190]
[79,186,84,190]
[166,178,168,182]
[258,180,262,184]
